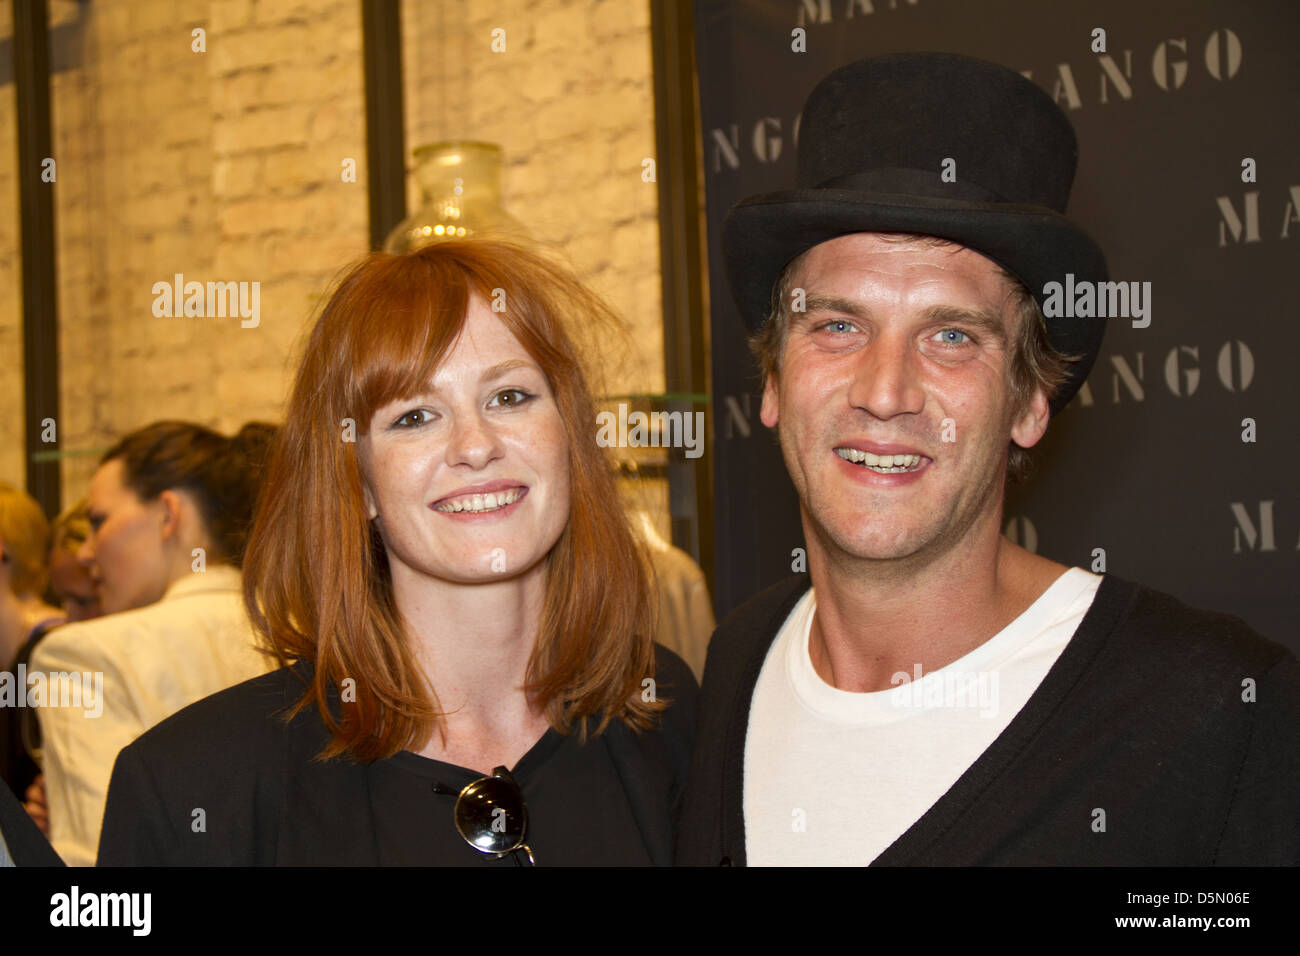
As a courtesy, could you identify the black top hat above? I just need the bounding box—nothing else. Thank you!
[722,52,1108,414]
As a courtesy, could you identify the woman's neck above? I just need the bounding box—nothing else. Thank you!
[396,567,546,701]
[389,565,552,769]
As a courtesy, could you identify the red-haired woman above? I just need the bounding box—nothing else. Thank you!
[97,240,697,865]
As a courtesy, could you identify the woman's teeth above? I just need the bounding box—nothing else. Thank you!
[835,448,923,473]
[435,488,523,513]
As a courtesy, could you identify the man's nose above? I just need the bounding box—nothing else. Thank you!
[846,332,925,420]
[76,535,96,568]
[445,411,506,469]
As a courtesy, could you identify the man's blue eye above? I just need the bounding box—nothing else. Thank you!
[824,320,855,333]
[935,329,969,344]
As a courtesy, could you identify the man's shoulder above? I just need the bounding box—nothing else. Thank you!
[715,576,810,644]
[1077,576,1300,737]
[702,576,811,684]
[1104,576,1295,675]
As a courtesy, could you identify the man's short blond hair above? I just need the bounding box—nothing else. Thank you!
[748,233,1076,484]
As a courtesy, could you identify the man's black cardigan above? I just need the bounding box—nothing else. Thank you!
[676,574,1300,865]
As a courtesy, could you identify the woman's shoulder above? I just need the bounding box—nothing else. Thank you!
[651,641,698,719]
[124,662,320,767]
[98,663,329,865]
[590,644,697,865]
[604,644,697,756]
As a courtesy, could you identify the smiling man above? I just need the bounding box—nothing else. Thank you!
[677,53,1300,866]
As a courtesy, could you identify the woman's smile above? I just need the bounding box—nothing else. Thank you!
[360,294,571,586]
[432,484,528,516]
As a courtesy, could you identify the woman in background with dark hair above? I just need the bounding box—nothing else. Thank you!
[30,420,278,865]
[98,239,696,866]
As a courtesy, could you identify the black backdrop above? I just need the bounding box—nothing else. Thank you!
[696,0,1299,655]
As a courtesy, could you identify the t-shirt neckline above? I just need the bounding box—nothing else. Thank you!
[786,567,1102,723]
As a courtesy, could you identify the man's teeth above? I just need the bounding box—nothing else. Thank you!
[435,488,523,513]
[835,448,923,473]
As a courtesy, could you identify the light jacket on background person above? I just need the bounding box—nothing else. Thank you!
[32,564,273,865]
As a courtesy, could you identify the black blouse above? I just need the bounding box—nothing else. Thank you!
[97,645,697,866]
[370,728,652,865]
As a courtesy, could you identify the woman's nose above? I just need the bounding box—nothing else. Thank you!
[445,412,505,469]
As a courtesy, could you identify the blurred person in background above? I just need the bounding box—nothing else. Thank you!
[0,483,63,670]
[9,501,105,830]
[98,240,696,866]
[31,421,278,865]
[46,501,101,623]
[0,484,66,804]
[4,496,106,816]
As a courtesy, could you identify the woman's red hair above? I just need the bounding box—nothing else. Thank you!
[243,239,659,761]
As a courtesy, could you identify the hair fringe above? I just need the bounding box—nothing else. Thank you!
[243,239,662,762]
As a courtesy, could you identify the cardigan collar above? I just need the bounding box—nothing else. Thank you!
[719,573,1138,865]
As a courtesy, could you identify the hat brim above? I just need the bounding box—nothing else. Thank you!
[723,189,1109,414]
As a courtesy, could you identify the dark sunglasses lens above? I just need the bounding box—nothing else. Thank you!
[455,776,526,853]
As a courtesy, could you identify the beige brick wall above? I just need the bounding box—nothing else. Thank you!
[44,0,368,504]
[401,0,664,397]
[2,0,663,513]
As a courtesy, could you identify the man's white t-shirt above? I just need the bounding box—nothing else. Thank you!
[744,567,1102,866]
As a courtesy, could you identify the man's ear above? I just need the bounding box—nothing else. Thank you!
[1009,386,1051,451]
[760,372,780,429]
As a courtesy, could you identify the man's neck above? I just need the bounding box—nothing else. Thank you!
[805,530,1067,693]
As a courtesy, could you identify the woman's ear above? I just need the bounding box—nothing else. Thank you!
[156,489,184,541]
[356,437,378,520]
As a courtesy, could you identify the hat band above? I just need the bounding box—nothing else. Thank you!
[815,166,1008,204]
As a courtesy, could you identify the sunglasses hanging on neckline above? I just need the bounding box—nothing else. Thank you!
[433,765,535,866]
